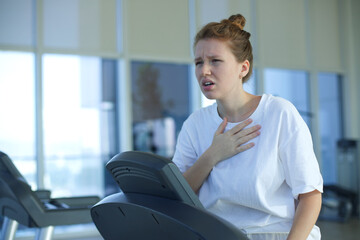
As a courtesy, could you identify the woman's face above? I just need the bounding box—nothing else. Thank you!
[194,38,247,101]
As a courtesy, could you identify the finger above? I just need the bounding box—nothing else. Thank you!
[228,118,253,135]
[234,124,261,140]
[236,131,261,146]
[215,117,228,135]
[236,142,255,153]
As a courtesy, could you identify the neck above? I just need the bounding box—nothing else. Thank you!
[217,91,260,123]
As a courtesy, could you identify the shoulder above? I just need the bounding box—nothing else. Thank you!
[184,103,217,126]
[262,94,302,122]
[263,94,298,113]
[178,103,219,143]
[261,94,306,130]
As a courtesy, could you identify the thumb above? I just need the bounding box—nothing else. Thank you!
[215,117,228,135]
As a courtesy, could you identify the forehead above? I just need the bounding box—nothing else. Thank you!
[194,39,232,58]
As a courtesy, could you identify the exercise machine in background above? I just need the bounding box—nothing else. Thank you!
[0,151,100,240]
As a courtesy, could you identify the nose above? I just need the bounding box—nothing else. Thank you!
[201,63,211,76]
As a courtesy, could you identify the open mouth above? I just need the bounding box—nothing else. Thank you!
[203,81,214,86]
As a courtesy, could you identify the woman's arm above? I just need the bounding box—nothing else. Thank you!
[184,117,261,193]
[287,190,322,240]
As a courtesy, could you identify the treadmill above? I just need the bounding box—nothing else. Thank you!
[91,151,248,240]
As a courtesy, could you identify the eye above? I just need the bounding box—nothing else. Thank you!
[211,59,221,64]
[195,60,203,66]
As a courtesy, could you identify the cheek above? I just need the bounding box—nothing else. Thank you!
[225,67,241,80]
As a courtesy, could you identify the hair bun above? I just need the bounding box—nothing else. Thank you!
[228,14,246,30]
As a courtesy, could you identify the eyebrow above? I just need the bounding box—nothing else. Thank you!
[194,55,221,62]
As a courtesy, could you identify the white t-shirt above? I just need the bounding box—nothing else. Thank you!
[172,94,323,239]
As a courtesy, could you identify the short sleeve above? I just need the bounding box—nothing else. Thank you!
[172,120,198,173]
[279,117,323,200]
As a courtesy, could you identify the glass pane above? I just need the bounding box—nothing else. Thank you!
[0,0,34,47]
[318,73,343,185]
[0,51,36,186]
[131,61,191,158]
[43,54,117,198]
[101,59,120,196]
[264,68,311,127]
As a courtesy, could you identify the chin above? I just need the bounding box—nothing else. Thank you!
[204,95,217,100]
[201,92,216,100]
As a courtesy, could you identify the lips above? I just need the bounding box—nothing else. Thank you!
[201,79,215,91]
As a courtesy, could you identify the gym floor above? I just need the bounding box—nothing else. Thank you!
[317,218,360,240]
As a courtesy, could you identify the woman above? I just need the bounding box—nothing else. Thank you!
[172,14,323,240]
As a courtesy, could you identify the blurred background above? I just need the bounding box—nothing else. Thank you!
[0,0,359,239]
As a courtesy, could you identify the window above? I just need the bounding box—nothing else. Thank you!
[131,61,191,158]
[0,0,121,238]
[0,51,36,186]
[42,54,118,197]
[264,68,311,127]
[318,73,343,184]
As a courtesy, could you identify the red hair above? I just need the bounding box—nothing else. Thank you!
[194,14,253,82]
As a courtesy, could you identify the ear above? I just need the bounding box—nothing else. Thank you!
[239,60,250,79]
